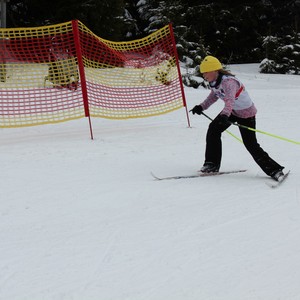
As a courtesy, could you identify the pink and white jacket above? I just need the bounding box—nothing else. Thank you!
[200,75,257,118]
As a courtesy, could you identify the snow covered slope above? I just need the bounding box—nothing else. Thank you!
[1,64,300,300]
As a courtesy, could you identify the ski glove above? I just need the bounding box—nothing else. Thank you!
[190,105,203,115]
[217,114,231,126]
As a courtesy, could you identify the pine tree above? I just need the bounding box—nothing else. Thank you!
[7,0,125,41]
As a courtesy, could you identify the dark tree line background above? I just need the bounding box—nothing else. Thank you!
[5,0,300,79]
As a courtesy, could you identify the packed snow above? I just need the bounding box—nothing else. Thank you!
[1,64,300,300]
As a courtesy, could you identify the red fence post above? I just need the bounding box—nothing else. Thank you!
[169,23,191,128]
[72,19,94,139]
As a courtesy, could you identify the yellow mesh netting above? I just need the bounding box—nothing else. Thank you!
[0,20,185,128]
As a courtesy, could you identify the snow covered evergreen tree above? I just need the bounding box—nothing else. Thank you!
[7,0,300,77]
[260,32,300,74]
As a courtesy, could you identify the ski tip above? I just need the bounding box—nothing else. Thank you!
[150,172,162,180]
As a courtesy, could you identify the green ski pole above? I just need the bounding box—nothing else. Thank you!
[201,112,300,145]
[233,123,300,145]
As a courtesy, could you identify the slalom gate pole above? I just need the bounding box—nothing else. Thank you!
[72,20,94,140]
[200,112,243,143]
[169,23,191,128]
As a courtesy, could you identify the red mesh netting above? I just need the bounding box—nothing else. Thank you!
[0,21,186,128]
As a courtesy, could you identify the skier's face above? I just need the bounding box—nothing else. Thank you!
[202,71,218,82]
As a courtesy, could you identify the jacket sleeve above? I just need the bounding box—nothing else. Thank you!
[200,90,219,110]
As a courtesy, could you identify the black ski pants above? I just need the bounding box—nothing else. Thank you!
[204,115,283,176]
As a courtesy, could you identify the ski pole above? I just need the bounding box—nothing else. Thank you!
[200,112,243,143]
[232,122,300,145]
[202,112,300,145]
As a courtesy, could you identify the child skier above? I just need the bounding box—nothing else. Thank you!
[191,55,285,181]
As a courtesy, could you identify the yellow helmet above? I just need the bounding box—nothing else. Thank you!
[200,56,222,73]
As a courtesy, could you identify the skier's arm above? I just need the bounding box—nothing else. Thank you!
[200,90,219,110]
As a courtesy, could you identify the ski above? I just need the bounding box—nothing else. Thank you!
[151,169,247,181]
[267,170,290,188]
